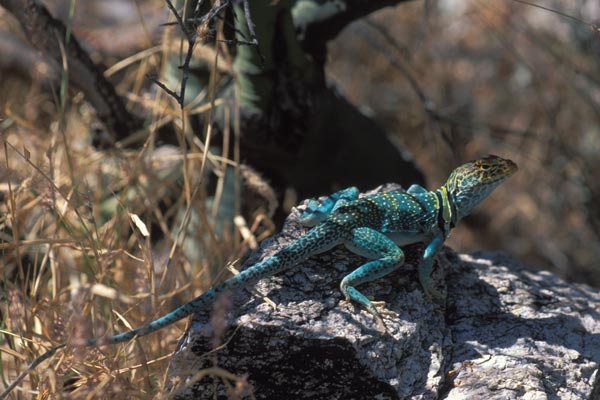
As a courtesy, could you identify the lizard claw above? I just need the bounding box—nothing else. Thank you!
[423,284,445,301]
[341,299,393,334]
[376,316,389,334]
[419,269,445,301]
[370,301,397,334]
[371,301,398,317]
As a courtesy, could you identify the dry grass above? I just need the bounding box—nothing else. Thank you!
[0,4,268,397]
[0,108,243,398]
[0,112,268,397]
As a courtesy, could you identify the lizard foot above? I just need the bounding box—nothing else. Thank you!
[367,301,398,334]
[371,301,398,335]
[340,299,389,333]
[370,301,398,317]
[423,284,445,301]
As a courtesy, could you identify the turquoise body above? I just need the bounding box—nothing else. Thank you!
[0,156,517,399]
[103,155,518,341]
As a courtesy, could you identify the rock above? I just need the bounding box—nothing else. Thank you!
[167,209,600,400]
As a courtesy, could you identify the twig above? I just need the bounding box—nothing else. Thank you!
[157,0,261,107]
[147,74,180,100]
[242,0,265,65]
[153,0,198,107]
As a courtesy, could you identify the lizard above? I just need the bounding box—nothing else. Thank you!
[0,155,517,398]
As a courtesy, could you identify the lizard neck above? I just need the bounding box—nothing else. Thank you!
[434,186,457,238]
[443,178,492,221]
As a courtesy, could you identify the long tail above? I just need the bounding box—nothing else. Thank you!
[0,221,344,399]
[101,220,344,344]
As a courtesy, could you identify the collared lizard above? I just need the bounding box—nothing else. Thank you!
[1,155,517,398]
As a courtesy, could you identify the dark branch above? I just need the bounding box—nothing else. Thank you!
[242,0,265,65]
[0,0,144,145]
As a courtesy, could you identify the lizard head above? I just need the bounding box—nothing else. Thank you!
[444,155,518,220]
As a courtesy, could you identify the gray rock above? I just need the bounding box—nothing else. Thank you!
[167,210,600,400]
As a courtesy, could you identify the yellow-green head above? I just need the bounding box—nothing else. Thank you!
[444,155,518,220]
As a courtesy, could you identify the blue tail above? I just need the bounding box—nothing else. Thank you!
[94,220,346,345]
[0,217,350,400]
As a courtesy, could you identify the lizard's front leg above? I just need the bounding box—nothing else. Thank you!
[418,235,445,300]
[341,227,405,329]
[299,187,360,227]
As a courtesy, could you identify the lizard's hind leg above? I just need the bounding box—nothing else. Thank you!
[341,227,404,328]
[299,187,360,227]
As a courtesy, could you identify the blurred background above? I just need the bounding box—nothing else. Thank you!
[326,0,600,285]
[1,0,600,284]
